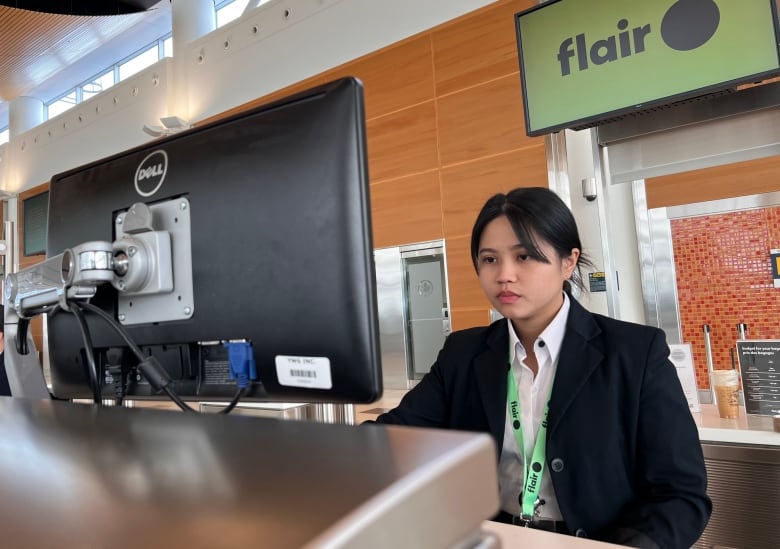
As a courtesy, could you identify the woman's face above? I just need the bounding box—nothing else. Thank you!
[476,215,579,336]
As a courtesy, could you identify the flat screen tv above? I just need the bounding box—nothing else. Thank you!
[22,191,49,256]
[45,77,382,404]
[515,0,780,136]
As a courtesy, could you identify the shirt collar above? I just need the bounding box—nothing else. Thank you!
[507,292,571,366]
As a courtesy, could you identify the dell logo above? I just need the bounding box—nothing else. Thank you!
[557,0,721,77]
[134,149,168,197]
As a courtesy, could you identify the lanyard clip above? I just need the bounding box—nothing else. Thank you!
[518,514,534,527]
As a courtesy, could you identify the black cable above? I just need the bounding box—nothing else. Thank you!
[72,301,247,414]
[16,318,30,355]
[73,301,198,413]
[218,388,247,415]
[67,300,102,404]
[73,301,145,361]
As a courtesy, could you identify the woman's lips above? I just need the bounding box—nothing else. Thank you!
[497,291,519,304]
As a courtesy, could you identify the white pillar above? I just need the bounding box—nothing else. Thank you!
[9,96,44,139]
[169,0,216,119]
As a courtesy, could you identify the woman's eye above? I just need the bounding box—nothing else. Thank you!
[517,254,529,261]
[480,256,496,264]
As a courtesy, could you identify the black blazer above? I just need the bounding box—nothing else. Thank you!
[0,352,9,397]
[374,297,711,548]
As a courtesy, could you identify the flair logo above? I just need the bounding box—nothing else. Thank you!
[557,0,721,76]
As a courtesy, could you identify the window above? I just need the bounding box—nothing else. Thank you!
[47,91,77,119]
[119,44,159,80]
[217,0,252,27]
[0,127,8,145]
[163,36,173,58]
[81,70,115,102]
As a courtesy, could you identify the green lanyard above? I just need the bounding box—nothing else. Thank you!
[507,362,553,520]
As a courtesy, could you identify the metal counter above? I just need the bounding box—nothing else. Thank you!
[0,397,499,549]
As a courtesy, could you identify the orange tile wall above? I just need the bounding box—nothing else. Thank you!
[671,207,780,388]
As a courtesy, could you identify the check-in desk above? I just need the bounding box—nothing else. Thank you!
[0,397,622,549]
[692,405,780,549]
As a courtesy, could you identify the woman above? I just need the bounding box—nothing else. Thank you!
[373,187,711,548]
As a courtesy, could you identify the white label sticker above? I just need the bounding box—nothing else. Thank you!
[275,355,333,390]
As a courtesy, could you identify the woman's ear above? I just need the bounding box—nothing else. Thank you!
[563,248,580,278]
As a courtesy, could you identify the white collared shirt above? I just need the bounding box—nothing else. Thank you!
[497,293,570,521]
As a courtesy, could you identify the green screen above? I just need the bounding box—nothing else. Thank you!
[516,0,780,135]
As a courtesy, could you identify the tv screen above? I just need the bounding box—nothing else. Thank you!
[22,191,49,256]
[45,77,382,404]
[515,0,780,136]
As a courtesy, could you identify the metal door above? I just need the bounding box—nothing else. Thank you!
[402,244,450,379]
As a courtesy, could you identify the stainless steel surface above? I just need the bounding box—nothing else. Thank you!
[665,191,780,220]
[593,135,620,319]
[695,442,780,549]
[646,205,682,341]
[633,181,658,329]
[404,255,447,378]
[545,130,572,205]
[0,397,499,549]
[603,106,780,183]
[374,247,407,390]
[703,325,716,405]
[598,81,780,145]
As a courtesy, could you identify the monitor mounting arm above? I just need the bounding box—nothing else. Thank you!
[3,201,184,399]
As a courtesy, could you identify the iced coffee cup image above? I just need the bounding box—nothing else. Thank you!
[711,369,740,419]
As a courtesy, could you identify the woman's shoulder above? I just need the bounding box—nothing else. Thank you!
[587,310,665,345]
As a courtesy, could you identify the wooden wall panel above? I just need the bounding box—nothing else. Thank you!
[16,183,49,355]
[646,155,780,209]
[437,74,538,166]
[366,100,438,182]
[190,0,547,331]
[329,35,435,121]
[432,0,532,95]
[451,308,491,332]
[440,144,546,238]
[445,235,488,313]
[370,170,443,249]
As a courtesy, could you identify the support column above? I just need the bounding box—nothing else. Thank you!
[9,96,44,139]
[169,0,216,120]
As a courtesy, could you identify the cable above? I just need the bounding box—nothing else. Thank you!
[72,301,251,415]
[67,300,102,404]
[219,388,247,415]
[74,301,145,360]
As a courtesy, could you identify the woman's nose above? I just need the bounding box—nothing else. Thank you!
[497,262,516,283]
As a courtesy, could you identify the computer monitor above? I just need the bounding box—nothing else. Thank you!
[45,77,382,404]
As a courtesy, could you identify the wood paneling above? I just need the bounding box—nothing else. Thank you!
[451,307,491,332]
[445,235,488,312]
[16,183,50,355]
[646,155,780,209]
[440,144,546,238]
[366,100,438,182]
[432,0,532,96]
[437,73,538,166]
[370,170,443,248]
[329,35,435,121]
[187,0,548,338]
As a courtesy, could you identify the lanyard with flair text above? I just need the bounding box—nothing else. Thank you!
[507,362,553,520]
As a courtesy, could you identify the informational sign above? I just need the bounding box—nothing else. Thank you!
[736,340,780,416]
[668,343,701,413]
[515,0,780,135]
[771,248,780,288]
[588,271,606,292]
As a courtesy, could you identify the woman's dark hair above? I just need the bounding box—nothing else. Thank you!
[470,186,593,294]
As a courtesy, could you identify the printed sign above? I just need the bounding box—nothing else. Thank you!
[515,0,780,135]
[736,340,780,416]
[668,343,701,413]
